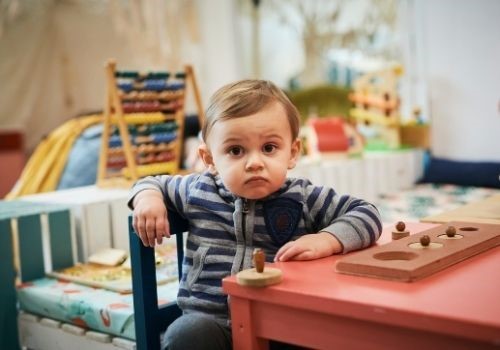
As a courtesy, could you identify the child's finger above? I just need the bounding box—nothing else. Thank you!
[278,246,302,261]
[288,251,314,261]
[164,213,171,238]
[145,218,157,247]
[132,214,139,235]
[155,217,165,245]
[281,245,317,261]
[134,215,149,247]
[274,241,291,261]
[275,242,302,261]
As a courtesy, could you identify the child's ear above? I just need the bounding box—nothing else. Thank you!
[198,143,217,174]
[288,138,302,169]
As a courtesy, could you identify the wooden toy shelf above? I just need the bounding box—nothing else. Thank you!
[98,60,203,188]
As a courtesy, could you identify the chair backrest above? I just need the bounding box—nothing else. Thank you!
[129,211,187,350]
[0,200,74,350]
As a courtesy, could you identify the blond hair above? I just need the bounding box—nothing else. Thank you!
[202,80,300,142]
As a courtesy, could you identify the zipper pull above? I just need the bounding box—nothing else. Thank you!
[242,198,249,214]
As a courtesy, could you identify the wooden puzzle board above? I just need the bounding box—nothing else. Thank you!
[335,221,500,282]
[421,194,500,225]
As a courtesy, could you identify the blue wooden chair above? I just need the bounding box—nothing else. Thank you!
[129,211,187,350]
[0,201,74,350]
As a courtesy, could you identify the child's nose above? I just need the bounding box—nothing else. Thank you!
[245,152,264,171]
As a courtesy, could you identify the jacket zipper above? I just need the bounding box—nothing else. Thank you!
[239,198,250,272]
[242,198,249,239]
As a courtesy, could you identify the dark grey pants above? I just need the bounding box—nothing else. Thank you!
[162,313,232,350]
[162,313,306,350]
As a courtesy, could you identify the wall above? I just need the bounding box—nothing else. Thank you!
[197,0,242,98]
[416,0,500,161]
[2,0,499,163]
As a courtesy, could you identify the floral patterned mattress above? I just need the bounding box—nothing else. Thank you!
[17,277,179,340]
[16,243,181,340]
[374,183,500,227]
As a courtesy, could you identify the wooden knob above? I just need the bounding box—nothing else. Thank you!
[395,221,406,232]
[446,226,456,237]
[420,235,430,246]
[252,248,265,273]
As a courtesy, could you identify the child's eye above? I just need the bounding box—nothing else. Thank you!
[228,146,243,156]
[262,144,277,154]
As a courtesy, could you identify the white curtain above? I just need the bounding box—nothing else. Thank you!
[0,0,242,152]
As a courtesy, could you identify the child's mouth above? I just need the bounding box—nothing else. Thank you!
[245,176,267,184]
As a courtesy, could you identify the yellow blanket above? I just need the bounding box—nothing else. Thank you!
[6,115,102,199]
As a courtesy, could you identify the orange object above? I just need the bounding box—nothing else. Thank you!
[223,222,500,350]
[308,117,349,152]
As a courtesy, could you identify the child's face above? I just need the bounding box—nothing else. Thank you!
[199,101,301,199]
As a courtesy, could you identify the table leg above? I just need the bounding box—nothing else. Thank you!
[230,296,268,350]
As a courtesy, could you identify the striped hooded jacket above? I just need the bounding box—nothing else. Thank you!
[129,171,382,327]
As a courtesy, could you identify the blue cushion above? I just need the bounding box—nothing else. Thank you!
[420,157,500,188]
[57,125,101,189]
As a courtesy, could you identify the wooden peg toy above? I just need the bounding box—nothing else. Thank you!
[236,248,282,288]
[336,221,500,282]
[446,226,456,237]
[420,235,431,246]
[253,248,265,273]
[392,221,410,240]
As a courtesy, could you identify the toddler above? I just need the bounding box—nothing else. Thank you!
[129,79,382,349]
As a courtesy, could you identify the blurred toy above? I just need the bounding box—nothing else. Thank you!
[410,107,425,125]
[348,65,403,150]
[400,106,430,149]
[306,116,364,158]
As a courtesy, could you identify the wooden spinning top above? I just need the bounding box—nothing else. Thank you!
[236,248,282,287]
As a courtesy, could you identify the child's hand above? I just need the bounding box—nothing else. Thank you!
[132,189,170,247]
[274,232,342,262]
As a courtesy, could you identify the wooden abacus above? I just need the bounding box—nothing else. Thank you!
[97,59,204,187]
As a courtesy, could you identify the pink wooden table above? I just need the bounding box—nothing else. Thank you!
[222,222,500,350]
